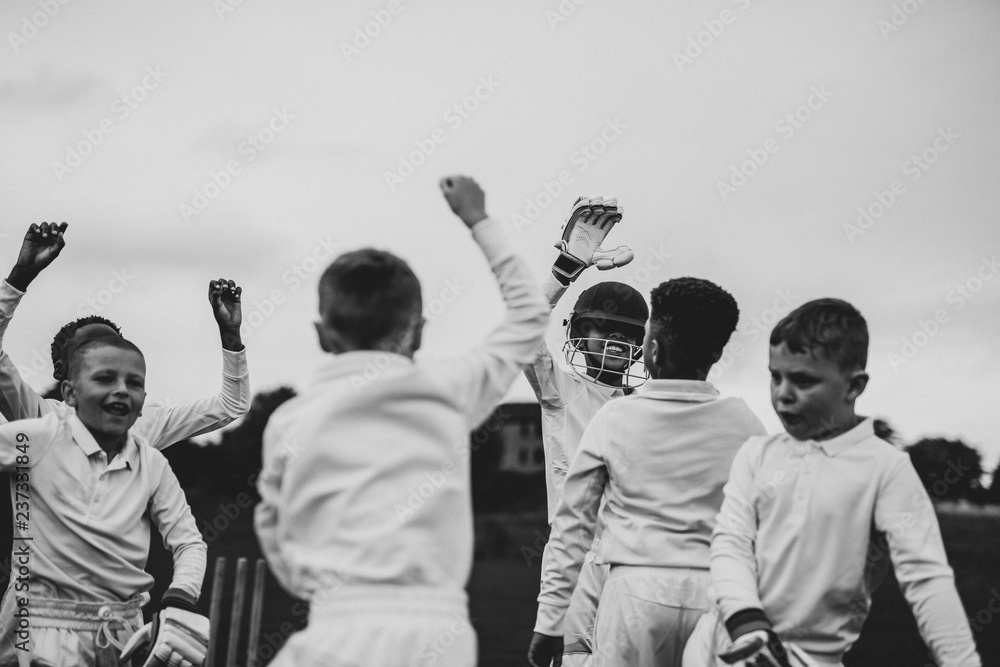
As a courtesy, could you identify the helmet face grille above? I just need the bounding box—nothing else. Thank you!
[561,337,649,389]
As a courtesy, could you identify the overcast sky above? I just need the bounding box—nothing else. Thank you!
[2,0,998,467]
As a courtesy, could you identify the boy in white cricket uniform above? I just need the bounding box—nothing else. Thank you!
[254,176,549,667]
[0,223,249,665]
[524,198,649,667]
[0,336,210,667]
[0,223,250,442]
[535,278,766,666]
[683,299,981,667]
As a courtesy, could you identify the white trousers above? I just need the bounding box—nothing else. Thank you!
[0,589,142,667]
[589,566,710,667]
[270,585,477,667]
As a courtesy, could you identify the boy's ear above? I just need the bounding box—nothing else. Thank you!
[314,320,332,353]
[648,337,660,368]
[846,370,869,402]
[61,379,77,406]
[410,316,425,355]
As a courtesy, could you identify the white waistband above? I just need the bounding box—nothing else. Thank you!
[309,585,468,617]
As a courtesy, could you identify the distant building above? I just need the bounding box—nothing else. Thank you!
[497,403,545,473]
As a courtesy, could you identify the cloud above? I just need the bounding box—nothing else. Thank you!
[0,65,102,112]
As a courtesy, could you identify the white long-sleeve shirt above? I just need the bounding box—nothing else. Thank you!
[535,380,765,635]
[711,419,980,666]
[523,273,621,523]
[0,279,251,448]
[254,217,548,601]
[0,412,206,603]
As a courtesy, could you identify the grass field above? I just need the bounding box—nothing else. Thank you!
[142,499,1000,666]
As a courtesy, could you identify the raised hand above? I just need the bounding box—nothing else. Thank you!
[7,222,68,291]
[440,175,488,228]
[209,278,244,351]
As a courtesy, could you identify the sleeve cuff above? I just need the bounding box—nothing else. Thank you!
[725,608,771,640]
[469,217,510,263]
[221,347,248,376]
[1,280,25,298]
[160,588,198,612]
[533,601,566,636]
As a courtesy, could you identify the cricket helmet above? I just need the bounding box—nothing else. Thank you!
[563,281,649,388]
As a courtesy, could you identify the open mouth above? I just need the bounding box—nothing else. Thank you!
[606,343,626,356]
[103,402,131,417]
[779,412,804,426]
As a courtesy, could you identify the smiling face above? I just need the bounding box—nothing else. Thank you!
[768,341,867,441]
[577,320,640,375]
[62,345,146,453]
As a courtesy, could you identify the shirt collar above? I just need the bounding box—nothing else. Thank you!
[67,412,138,469]
[814,417,874,456]
[636,379,720,403]
[311,350,413,386]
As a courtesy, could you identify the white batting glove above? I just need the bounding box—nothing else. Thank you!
[552,196,632,283]
[718,630,817,667]
[120,591,209,667]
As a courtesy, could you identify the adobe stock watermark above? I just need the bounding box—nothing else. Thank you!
[51,66,167,182]
[709,288,799,381]
[383,75,501,192]
[716,85,833,202]
[179,106,294,223]
[544,0,589,31]
[673,0,753,74]
[843,126,959,243]
[393,408,508,523]
[212,0,248,20]
[340,0,410,62]
[876,0,931,41]
[75,267,135,317]
[241,234,343,341]
[509,116,627,232]
[886,255,998,372]
[8,0,73,53]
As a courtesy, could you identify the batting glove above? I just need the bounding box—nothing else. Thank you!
[719,629,817,667]
[552,196,632,284]
[120,589,210,667]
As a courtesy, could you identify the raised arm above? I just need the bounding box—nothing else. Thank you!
[529,406,610,666]
[437,176,549,429]
[133,278,250,449]
[876,457,981,667]
[0,223,69,421]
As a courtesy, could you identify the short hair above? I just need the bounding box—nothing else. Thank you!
[769,298,868,371]
[649,277,739,377]
[318,249,422,349]
[67,336,144,381]
[51,316,122,382]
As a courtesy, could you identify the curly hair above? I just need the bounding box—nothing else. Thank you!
[770,298,868,371]
[648,277,739,378]
[50,316,122,382]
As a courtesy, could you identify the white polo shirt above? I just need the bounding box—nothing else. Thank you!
[535,380,765,635]
[0,279,251,449]
[711,419,980,666]
[523,273,622,523]
[0,411,206,603]
[254,217,549,601]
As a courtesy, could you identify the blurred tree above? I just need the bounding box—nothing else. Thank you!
[905,438,984,502]
[987,460,1000,505]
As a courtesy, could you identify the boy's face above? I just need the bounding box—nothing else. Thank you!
[769,342,866,441]
[63,346,146,448]
[578,320,639,372]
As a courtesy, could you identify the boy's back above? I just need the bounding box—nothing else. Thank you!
[261,352,486,591]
